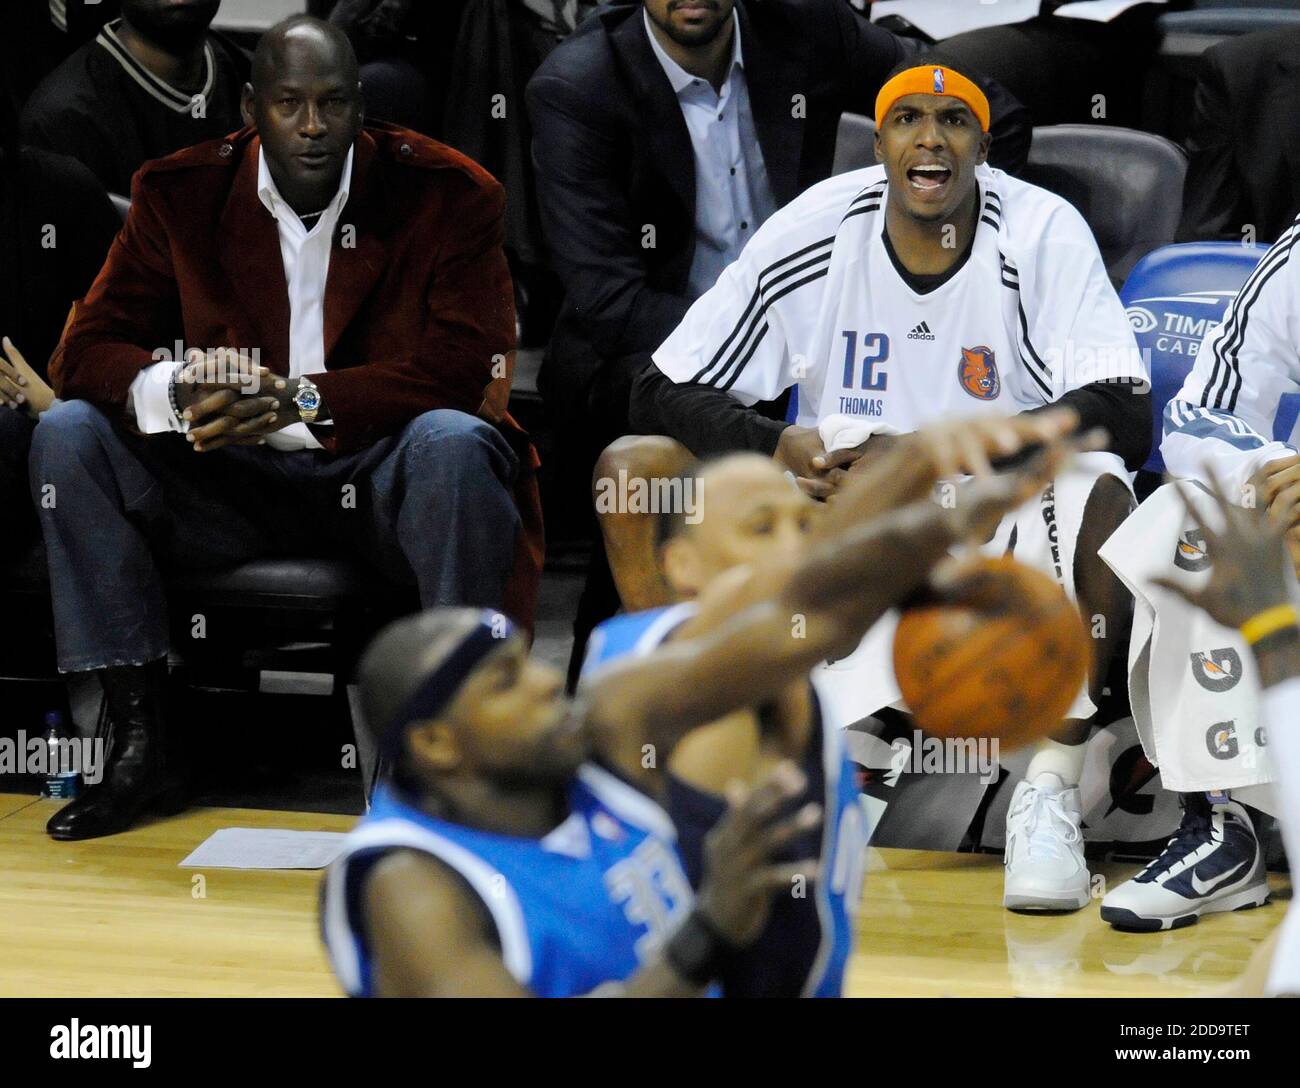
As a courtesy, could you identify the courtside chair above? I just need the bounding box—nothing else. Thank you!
[1119,241,1272,478]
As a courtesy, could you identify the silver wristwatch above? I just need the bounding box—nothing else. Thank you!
[292,375,322,424]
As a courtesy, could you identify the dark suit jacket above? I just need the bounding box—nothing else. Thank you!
[1,146,120,379]
[50,122,544,628]
[1178,27,1300,246]
[526,0,1031,417]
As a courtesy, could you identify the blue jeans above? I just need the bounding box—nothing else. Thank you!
[28,401,520,673]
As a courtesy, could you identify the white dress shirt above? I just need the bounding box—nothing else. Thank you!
[643,9,777,300]
[127,144,354,451]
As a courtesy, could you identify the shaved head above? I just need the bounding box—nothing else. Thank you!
[251,15,358,92]
[660,453,817,598]
[241,14,364,214]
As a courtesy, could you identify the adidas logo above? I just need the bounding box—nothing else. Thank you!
[907,321,936,341]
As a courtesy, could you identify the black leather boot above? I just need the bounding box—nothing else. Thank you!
[46,659,187,841]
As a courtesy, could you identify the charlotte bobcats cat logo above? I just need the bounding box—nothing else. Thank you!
[1173,529,1210,571]
[1190,648,1242,692]
[958,346,1000,400]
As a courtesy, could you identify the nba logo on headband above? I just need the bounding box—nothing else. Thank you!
[932,68,945,94]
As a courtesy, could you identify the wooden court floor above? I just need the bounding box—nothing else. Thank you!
[0,793,1288,997]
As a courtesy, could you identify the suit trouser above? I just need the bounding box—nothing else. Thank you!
[0,408,37,560]
[28,400,521,674]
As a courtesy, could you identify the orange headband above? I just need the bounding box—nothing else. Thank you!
[874,65,990,134]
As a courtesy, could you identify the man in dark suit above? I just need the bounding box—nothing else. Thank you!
[528,0,1028,444]
[1177,27,1300,246]
[526,0,1028,680]
[30,16,543,841]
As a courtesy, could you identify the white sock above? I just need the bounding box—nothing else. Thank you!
[1025,738,1089,788]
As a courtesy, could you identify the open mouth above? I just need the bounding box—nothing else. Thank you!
[906,164,952,192]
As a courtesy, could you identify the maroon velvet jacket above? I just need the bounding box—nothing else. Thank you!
[51,123,543,628]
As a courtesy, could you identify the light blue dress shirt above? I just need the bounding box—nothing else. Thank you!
[643,9,778,300]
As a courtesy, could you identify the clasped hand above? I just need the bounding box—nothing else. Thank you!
[173,348,305,452]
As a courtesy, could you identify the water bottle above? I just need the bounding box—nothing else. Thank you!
[41,711,81,800]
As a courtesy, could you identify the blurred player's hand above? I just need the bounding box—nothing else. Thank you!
[694,761,821,947]
[910,408,1079,479]
[792,408,1080,503]
[1152,467,1291,630]
[941,425,1092,544]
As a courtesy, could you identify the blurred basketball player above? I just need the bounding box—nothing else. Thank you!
[582,410,1080,995]
[636,59,1150,913]
[321,420,1077,996]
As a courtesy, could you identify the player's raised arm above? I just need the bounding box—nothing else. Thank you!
[583,428,1079,781]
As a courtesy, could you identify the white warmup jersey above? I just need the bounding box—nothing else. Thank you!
[1162,218,1300,496]
[652,162,1146,432]
[1101,219,1300,796]
[654,163,1147,728]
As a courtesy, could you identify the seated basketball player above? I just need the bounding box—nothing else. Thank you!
[321,422,1078,996]
[632,59,1151,913]
[1097,220,1300,930]
[581,411,1079,995]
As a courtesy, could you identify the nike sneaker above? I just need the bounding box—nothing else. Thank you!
[1100,792,1269,931]
[1004,773,1091,911]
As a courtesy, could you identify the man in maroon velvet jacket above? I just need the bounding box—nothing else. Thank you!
[30,15,543,841]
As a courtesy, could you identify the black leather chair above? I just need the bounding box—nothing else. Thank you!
[1020,125,1187,285]
[3,538,417,799]
[830,111,877,178]
[831,116,1188,285]
[1159,2,1300,55]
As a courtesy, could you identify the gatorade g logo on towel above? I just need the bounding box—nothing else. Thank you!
[1206,721,1239,761]
[1190,648,1243,693]
[932,68,945,94]
[1173,530,1210,572]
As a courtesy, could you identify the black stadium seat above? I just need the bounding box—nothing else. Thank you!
[1159,2,1300,54]
[830,111,877,178]
[1019,125,1187,285]
[830,116,1188,285]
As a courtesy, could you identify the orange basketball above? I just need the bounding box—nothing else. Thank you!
[892,556,1091,751]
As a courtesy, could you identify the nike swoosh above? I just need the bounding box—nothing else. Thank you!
[1190,860,1248,897]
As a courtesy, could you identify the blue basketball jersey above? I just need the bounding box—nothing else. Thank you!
[582,605,869,997]
[321,764,694,997]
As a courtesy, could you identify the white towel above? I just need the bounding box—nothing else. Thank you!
[1099,482,1279,797]
[817,415,904,453]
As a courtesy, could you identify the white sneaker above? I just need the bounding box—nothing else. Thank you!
[1100,793,1269,932]
[1003,773,1091,911]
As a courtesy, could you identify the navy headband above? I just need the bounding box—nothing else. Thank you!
[380,611,514,758]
